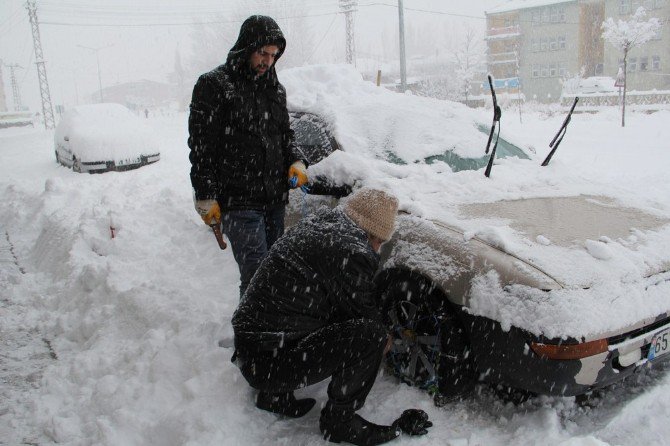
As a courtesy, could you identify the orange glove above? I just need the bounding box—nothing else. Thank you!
[288,161,308,188]
[195,199,220,225]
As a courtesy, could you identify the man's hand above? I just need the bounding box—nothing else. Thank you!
[288,161,308,188]
[195,199,220,225]
[392,409,433,436]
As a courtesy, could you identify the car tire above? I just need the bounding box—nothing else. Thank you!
[380,271,476,402]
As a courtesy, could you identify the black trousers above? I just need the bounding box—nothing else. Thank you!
[236,318,387,414]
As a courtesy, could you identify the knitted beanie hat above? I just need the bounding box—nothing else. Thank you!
[344,188,399,241]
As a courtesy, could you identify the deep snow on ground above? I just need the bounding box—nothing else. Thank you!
[2,102,670,446]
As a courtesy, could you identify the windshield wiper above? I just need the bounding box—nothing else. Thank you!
[484,75,502,178]
[541,96,579,167]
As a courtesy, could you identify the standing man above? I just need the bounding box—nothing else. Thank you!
[188,15,308,297]
[232,188,433,446]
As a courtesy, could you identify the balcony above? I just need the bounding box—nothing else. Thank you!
[485,25,521,40]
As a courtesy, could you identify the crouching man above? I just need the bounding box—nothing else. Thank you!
[232,188,432,445]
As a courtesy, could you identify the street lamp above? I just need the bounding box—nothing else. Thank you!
[77,44,113,103]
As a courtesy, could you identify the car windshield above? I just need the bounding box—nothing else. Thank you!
[291,111,529,173]
[382,125,529,172]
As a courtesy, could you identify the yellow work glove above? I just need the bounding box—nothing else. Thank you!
[288,160,308,188]
[194,199,221,225]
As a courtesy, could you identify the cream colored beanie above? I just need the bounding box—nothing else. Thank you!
[344,188,399,241]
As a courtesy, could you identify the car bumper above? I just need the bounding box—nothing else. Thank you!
[81,153,161,173]
[462,312,670,396]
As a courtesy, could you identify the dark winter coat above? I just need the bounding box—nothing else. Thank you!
[232,207,383,351]
[188,15,305,210]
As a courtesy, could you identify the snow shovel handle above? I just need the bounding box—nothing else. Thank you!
[210,224,227,250]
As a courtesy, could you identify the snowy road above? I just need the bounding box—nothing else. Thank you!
[2,111,670,445]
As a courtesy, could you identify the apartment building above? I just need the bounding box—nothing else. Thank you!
[485,0,670,103]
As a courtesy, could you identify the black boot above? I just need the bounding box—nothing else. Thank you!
[320,411,401,446]
[255,391,316,418]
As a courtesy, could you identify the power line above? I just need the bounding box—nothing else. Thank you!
[0,4,25,28]
[306,13,339,64]
[358,2,487,20]
[38,10,344,27]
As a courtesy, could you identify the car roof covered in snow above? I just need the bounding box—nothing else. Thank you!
[54,103,160,163]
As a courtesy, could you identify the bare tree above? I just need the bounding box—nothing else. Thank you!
[602,7,661,127]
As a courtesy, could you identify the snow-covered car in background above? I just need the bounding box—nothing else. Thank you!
[284,65,670,402]
[576,76,617,94]
[54,103,160,173]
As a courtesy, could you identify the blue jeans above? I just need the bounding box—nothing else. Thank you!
[220,205,285,298]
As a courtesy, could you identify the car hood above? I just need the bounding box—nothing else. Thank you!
[457,195,670,288]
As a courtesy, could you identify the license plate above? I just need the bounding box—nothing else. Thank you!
[648,328,670,360]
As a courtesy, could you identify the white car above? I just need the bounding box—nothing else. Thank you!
[54,103,160,173]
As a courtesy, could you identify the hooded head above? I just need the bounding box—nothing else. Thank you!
[226,15,286,80]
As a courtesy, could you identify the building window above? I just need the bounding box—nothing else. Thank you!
[549,37,558,51]
[558,7,566,22]
[531,11,540,25]
[619,0,632,14]
[549,6,559,22]
[532,65,540,77]
[558,36,566,50]
[640,56,649,71]
[540,38,548,51]
[531,39,539,52]
[652,55,661,70]
[549,63,557,77]
[559,63,567,77]
[628,57,637,71]
[655,0,666,9]
[541,66,549,77]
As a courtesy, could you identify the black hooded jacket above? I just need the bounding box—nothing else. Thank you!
[232,207,383,352]
[188,15,305,210]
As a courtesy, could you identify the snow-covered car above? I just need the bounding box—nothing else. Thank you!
[54,103,160,173]
[284,65,670,402]
[576,76,617,94]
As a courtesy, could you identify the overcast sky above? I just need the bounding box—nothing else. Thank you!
[0,0,505,111]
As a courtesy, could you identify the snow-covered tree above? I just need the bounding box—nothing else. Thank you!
[452,26,485,104]
[601,7,662,127]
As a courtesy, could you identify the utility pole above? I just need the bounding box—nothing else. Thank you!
[339,0,358,65]
[398,0,407,91]
[0,62,6,112]
[26,0,55,129]
[5,63,24,111]
[78,45,110,103]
